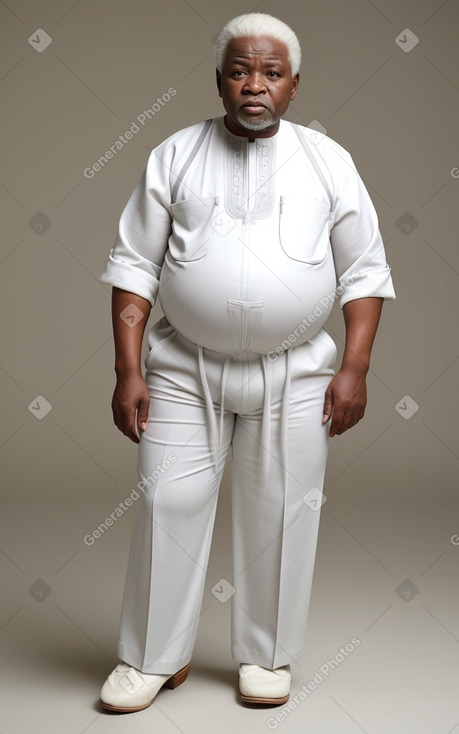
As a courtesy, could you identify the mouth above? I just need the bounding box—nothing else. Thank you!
[241,101,267,114]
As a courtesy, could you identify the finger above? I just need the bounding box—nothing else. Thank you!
[137,395,150,433]
[329,406,345,437]
[111,399,123,434]
[126,425,140,443]
[334,406,362,435]
[112,397,135,442]
[118,404,140,444]
[330,401,359,435]
[322,391,333,424]
[125,410,141,443]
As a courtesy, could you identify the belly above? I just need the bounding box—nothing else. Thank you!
[158,242,337,355]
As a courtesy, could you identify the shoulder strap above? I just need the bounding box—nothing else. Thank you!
[171,119,212,204]
[290,123,333,210]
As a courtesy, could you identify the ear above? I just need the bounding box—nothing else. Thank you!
[290,73,300,101]
[216,69,222,98]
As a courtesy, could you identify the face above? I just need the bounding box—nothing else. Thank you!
[216,35,299,139]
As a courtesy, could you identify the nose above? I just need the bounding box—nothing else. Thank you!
[242,71,266,94]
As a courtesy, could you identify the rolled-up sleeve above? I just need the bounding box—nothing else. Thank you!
[329,146,395,308]
[99,146,172,307]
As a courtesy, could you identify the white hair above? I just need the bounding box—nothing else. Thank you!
[215,13,301,76]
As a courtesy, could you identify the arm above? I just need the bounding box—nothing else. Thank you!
[111,287,152,443]
[99,147,175,442]
[322,296,383,437]
[322,140,395,436]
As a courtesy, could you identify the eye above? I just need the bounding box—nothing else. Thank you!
[267,71,281,78]
[232,70,246,77]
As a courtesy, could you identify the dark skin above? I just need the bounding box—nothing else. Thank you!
[323,296,383,436]
[111,288,151,444]
[216,36,299,140]
[110,35,384,442]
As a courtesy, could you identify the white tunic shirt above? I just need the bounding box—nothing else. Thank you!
[100,116,395,356]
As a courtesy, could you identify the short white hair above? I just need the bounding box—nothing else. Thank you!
[215,13,301,76]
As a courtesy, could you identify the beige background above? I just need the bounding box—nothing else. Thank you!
[1,1,458,732]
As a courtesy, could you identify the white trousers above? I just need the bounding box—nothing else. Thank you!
[117,317,336,674]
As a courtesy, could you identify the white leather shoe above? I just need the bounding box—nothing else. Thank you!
[100,661,190,712]
[239,663,291,704]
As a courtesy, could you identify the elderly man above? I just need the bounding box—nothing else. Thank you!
[99,12,395,711]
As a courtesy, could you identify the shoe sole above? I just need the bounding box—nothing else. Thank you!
[100,661,191,713]
[240,693,290,705]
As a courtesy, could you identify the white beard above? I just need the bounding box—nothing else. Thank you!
[236,110,277,131]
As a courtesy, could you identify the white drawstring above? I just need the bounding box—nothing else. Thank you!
[198,345,232,475]
[198,345,292,489]
[218,356,232,472]
[260,355,273,486]
[280,348,292,492]
[198,345,219,472]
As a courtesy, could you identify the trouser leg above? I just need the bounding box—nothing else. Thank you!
[117,328,234,674]
[230,334,335,669]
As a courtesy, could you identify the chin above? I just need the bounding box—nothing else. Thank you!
[236,113,276,132]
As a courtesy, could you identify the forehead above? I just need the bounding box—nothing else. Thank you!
[223,35,290,66]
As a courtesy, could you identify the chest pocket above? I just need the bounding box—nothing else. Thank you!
[169,196,217,261]
[279,195,332,264]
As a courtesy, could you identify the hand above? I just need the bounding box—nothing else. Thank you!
[322,367,367,437]
[111,371,150,443]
